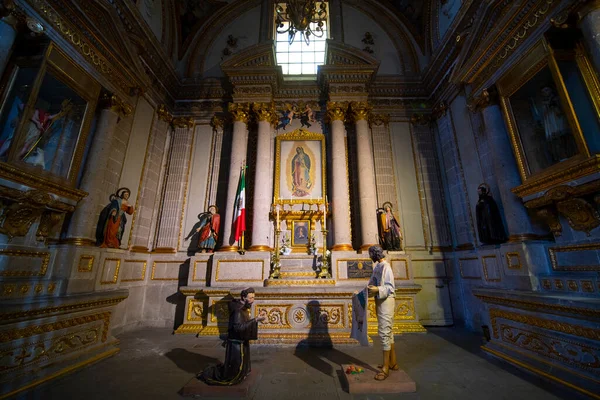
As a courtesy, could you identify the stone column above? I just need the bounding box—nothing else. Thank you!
[578,1,600,74]
[350,102,379,251]
[206,115,225,208]
[326,102,352,251]
[477,89,536,239]
[249,103,277,252]
[67,94,132,242]
[154,117,194,252]
[219,103,250,251]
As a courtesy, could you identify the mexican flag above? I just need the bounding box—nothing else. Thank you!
[233,166,246,241]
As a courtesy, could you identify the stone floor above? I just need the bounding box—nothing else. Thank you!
[18,327,589,400]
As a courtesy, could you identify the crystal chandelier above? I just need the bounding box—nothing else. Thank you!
[275,1,327,45]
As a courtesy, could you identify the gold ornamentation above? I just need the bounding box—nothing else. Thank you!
[228,102,250,123]
[34,284,43,294]
[535,207,562,236]
[549,242,600,271]
[474,294,600,318]
[567,280,579,292]
[349,101,371,122]
[78,255,94,272]
[100,258,120,284]
[36,211,63,241]
[47,282,56,294]
[157,105,173,123]
[499,324,600,371]
[0,295,127,321]
[0,312,111,343]
[187,300,205,322]
[264,279,336,286]
[513,155,600,198]
[0,164,87,202]
[554,279,564,290]
[556,198,600,235]
[489,308,600,342]
[467,87,498,113]
[368,113,389,127]
[325,102,348,122]
[542,279,552,290]
[99,93,133,118]
[394,299,415,320]
[210,300,230,323]
[581,281,594,293]
[172,117,194,129]
[505,252,522,269]
[431,101,448,119]
[256,305,292,329]
[0,249,50,277]
[307,304,344,329]
[482,255,501,282]
[150,260,183,280]
[252,102,279,126]
[293,308,308,324]
[0,188,74,240]
[210,115,225,130]
[410,113,431,125]
[121,260,147,282]
[3,284,15,296]
[174,324,207,335]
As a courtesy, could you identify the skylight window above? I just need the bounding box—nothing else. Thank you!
[275,4,328,75]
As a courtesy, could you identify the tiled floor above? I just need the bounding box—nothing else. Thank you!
[19,327,588,399]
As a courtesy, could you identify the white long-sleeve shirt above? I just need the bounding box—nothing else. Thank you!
[368,260,395,300]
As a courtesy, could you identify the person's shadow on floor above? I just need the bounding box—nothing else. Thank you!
[164,348,220,374]
[294,300,377,377]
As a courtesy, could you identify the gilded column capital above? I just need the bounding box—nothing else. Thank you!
[577,0,600,19]
[157,105,173,123]
[369,113,390,127]
[410,113,432,126]
[172,116,194,129]
[210,115,226,131]
[228,102,251,124]
[252,102,279,127]
[99,93,133,118]
[325,101,349,122]
[349,101,372,122]
[467,86,498,113]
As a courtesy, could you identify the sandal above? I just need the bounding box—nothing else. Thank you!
[374,368,389,381]
[377,363,399,370]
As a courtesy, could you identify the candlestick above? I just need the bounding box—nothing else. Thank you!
[276,204,280,230]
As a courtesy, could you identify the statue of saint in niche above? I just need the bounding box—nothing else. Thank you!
[195,205,220,253]
[291,146,312,197]
[475,183,507,245]
[377,202,403,251]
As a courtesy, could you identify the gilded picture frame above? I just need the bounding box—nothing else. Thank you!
[274,128,326,205]
[291,220,310,247]
[497,38,600,196]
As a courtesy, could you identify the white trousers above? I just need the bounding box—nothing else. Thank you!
[376,296,395,351]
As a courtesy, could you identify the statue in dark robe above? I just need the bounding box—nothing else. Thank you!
[377,202,403,251]
[198,288,266,385]
[476,184,507,245]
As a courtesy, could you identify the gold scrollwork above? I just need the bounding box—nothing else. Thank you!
[157,105,173,123]
[252,102,279,126]
[172,117,194,129]
[368,113,389,127]
[186,299,205,322]
[307,304,344,329]
[210,300,231,323]
[99,93,133,118]
[256,304,292,329]
[210,115,225,130]
[0,312,111,343]
[556,198,600,235]
[349,101,372,122]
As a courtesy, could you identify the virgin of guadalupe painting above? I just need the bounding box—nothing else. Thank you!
[96,188,135,248]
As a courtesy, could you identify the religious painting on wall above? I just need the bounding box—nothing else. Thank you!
[497,38,598,183]
[291,220,310,247]
[274,129,326,204]
[0,43,99,184]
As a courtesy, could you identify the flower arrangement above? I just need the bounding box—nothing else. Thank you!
[309,234,318,254]
[280,233,291,255]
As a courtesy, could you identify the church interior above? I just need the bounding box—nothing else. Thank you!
[0,0,599,398]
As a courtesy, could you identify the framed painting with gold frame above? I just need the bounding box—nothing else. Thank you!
[0,42,100,196]
[291,220,310,247]
[274,128,326,205]
[497,38,600,197]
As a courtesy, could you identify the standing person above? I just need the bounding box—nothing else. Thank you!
[367,245,398,381]
[475,184,507,245]
[198,288,266,385]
